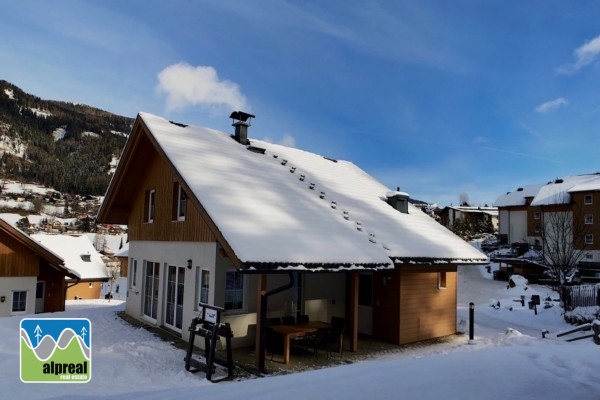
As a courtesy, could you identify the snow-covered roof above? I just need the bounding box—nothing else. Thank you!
[493,184,544,207]
[0,216,80,280]
[30,234,109,280]
[531,174,600,206]
[130,113,486,269]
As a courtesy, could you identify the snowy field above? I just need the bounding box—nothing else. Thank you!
[2,263,600,400]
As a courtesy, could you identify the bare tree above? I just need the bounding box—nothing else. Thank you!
[105,262,120,303]
[539,205,588,303]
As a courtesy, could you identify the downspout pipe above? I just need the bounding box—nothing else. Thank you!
[258,272,294,373]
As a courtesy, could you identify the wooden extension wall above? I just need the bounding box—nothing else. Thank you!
[0,234,39,277]
[38,260,67,313]
[127,150,217,243]
[373,266,458,346]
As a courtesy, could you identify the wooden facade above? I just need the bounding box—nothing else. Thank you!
[373,266,457,345]
[127,149,216,243]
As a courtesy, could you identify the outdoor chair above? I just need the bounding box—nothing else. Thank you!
[266,317,284,360]
[297,314,309,324]
[328,316,346,357]
[304,327,330,360]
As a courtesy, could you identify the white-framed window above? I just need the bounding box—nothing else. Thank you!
[195,268,210,310]
[224,270,244,312]
[129,259,138,289]
[585,253,594,261]
[172,182,187,221]
[535,226,541,233]
[12,290,27,313]
[585,234,594,245]
[534,212,540,220]
[585,214,594,225]
[438,271,447,289]
[584,195,593,205]
[144,189,156,223]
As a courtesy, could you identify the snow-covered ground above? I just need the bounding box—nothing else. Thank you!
[2,263,600,399]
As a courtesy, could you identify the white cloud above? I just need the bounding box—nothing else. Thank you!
[261,134,296,148]
[558,34,600,74]
[156,63,248,112]
[535,98,568,113]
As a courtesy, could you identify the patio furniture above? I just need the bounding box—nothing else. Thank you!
[270,321,331,364]
[328,316,346,356]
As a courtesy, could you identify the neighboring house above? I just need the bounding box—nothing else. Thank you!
[438,206,498,231]
[30,234,109,299]
[494,184,544,245]
[0,217,79,316]
[494,174,600,282]
[97,112,487,367]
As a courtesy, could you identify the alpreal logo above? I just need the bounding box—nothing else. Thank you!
[20,318,91,383]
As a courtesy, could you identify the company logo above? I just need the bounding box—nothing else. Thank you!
[20,318,91,383]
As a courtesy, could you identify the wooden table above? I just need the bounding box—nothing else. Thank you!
[270,321,330,364]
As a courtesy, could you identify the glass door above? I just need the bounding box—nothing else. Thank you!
[143,261,160,321]
[165,265,185,330]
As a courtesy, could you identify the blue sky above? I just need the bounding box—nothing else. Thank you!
[2,1,600,207]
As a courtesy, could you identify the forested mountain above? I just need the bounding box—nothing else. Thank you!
[0,80,132,195]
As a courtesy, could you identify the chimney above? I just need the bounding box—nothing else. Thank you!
[229,111,255,145]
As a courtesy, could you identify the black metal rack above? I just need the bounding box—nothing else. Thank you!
[184,303,234,381]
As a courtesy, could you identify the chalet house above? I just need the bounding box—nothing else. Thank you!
[494,174,600,282]
[0,217,79,316]
[438,206,498,232]
[30,234,109,299]
[97,112,487,367]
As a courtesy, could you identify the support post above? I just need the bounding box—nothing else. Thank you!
[347,272,359,352]
[469,302,475,343]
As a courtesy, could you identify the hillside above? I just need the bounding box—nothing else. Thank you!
[0,80,132,195]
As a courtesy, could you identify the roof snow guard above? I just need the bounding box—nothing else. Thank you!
[241,261,393,272]
[393,257,487,265]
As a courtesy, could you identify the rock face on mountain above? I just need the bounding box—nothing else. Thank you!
[0,80,132,195]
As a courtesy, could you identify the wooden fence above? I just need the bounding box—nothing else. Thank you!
[563,285,600,311]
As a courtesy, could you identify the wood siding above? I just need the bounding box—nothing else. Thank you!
[372,266,457,345]
[38,261,67,313]
[398,268,457,345]
[67,282,102,300]
[127,150,216,242]
[0,233,39,277]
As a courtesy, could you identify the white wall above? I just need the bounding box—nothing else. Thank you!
[499,209,528,244]
[125,240,217,343]
[0,276,36,317]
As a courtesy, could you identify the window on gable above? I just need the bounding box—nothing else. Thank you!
[584,195,593,205]
[585,214,594,225]
[585,234,594,245]
[12,291,27,313]
[172,182,187,221]
[438,272,447,289]
[534,212,540,220]
[144,189,155,223]
[224,270,244,311]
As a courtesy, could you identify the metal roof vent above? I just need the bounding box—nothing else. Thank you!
[229,111,255,145]
[80,253,91,262]
[386,187,410,214]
